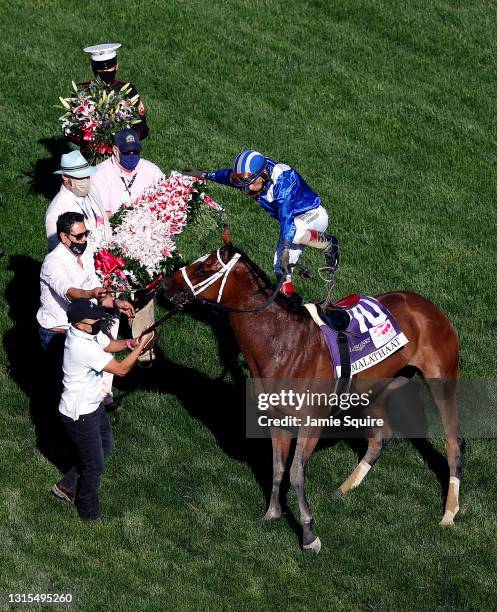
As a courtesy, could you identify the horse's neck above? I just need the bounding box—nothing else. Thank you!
[228,300,307,378]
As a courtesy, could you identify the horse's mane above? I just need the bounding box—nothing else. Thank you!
[222,244,309,319]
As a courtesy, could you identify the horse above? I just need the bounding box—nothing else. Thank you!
[160,229,463,553]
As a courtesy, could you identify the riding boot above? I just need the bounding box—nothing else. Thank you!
[299,231,340,273]
[323,235,340,272]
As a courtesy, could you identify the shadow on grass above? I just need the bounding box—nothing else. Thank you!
[25,137,72,201]
[113,302,302,539]
[3,255,74,473]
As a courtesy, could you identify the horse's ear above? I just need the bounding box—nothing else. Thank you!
[222,225,233,246]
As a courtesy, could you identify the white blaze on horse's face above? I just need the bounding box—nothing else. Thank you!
[180,248,241,304]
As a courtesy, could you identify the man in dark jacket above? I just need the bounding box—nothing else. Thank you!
[80,43,149,141]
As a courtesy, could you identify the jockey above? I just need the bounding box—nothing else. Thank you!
[184,150,339,299]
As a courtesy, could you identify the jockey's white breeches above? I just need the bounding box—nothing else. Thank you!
[274,205,329,276]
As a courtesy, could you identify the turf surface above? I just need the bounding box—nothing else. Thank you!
[1,0,496,610]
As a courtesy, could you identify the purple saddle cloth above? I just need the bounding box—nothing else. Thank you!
[316,295,409,377]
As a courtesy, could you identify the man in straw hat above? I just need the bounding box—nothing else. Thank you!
[45,150,111,253]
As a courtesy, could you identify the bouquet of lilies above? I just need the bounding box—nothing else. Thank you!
[94,172,224,296]
[58,78,141,163]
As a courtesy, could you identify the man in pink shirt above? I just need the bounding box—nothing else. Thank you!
[91,128,164,361]
[92,128,164,217]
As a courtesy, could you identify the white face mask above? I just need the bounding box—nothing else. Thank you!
[68,177,91,197]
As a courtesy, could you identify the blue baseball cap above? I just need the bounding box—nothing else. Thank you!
[114,128,142,153]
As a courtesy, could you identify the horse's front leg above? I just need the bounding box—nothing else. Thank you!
[289,429,322,553]
[262,427,292,521]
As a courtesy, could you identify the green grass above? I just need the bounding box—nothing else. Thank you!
[1,0,497,610]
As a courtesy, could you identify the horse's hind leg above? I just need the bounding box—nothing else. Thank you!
[262,428,292,521]
[289,430,322,552]
[424,378,464,526]
[337,408,392,494]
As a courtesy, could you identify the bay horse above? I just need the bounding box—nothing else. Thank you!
[161,230,463,553]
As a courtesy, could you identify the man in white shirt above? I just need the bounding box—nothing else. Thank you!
[52,299,153,521]
[45,151,112,252]
[92,128,164,360]
[37,211,135,407]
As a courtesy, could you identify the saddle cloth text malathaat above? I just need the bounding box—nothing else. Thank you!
[304,296,409,378]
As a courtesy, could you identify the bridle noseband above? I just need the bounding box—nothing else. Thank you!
[180,249,242,304]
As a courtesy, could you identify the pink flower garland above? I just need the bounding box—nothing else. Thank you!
[96,172,223,288]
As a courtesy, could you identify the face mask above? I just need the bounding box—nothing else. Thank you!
[68,240,87,256]
[68,177,91,197]
[94,69,116,85]
[87,320,102,335]
[119,152,140,171]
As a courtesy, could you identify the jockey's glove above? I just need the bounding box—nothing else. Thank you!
[181,167,205,179]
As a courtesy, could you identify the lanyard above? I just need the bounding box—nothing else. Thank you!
[120,173,137,196]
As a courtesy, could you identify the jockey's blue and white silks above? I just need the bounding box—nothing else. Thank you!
[205,157,322,245]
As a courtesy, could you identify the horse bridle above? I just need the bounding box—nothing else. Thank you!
[179,248,284,314]
[139,249,285,338]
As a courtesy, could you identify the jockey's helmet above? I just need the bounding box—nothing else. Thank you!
[230,150,267,192]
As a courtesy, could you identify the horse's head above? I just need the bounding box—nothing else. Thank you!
[161,226,240,307]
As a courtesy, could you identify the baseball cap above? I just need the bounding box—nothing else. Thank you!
[67,299,107,324]
[114,128,142,153]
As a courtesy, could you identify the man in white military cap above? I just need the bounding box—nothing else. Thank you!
[45,150,112,252]
[80,43,149,141]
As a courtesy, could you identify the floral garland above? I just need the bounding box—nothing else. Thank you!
[58,79,141,163]
[94,172,224,294]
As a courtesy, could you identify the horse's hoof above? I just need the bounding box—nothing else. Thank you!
[303,537,322,553]
[439,512,455,527]
[333,488,345,498]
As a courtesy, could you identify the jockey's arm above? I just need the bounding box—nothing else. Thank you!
[275,173,299,248]
[203,168,233,186]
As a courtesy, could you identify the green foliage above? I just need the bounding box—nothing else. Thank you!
[108,205,129,232]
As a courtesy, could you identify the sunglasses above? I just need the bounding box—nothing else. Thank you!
[120,150,140,156]
[230,172,262,187]
[66,230,91,240]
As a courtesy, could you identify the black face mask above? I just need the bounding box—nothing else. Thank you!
[68,241,87,256]
[87,320,102,336]
[94,69,116,85]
